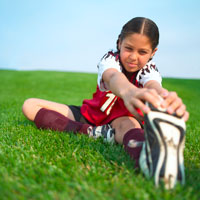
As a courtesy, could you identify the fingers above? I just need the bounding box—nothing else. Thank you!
[161,91,189,121]
[160,89,169,98]
[133,89,161,113]
[133,111,144,122]
[182,111,189,122]
[124,99,143,119]
[125,88,163,121]
[161,91,177,109]
[137,88,162,109]
[176,103,186,116]
[131,99,150,114]
[123,88,189,122]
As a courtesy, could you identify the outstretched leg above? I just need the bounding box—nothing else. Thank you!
[22,98,91,134]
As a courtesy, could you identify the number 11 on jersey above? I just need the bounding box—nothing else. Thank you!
[100,93,118,115]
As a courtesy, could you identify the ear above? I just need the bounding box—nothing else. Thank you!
[151,48,158,58]
[118,38,122,50]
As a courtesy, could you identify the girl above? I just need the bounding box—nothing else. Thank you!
[22,17,189,188]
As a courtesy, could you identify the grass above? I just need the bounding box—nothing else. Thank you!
[0,70,200,200]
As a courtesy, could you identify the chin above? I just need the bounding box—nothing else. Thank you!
[127,68,138,73]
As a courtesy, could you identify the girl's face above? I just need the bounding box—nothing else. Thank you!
[118,33,157,72]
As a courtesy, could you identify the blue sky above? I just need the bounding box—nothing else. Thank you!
[0,0,200,78]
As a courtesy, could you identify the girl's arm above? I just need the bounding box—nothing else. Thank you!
[102,69,162,120]
[102,70,189,121]
[144,80,166,94]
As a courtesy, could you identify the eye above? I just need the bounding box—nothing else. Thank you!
[125,46,133,51]
[139,50,148,55]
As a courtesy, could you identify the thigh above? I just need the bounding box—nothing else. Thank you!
[111,116,142,144]
[22,98,75,121]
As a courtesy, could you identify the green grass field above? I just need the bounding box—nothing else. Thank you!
[0,70,200,200]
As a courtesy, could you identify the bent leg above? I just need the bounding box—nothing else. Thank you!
[22,98,74,121]
[111,116,141,144]
[111,116,145,167]
[22,98,91,134]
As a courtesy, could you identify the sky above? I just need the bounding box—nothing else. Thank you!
[0,0,200,78]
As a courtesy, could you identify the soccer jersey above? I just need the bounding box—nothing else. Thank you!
[80,50,162,126]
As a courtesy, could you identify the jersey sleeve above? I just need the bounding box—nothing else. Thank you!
[136,61,162,86]
[97,51,122,91]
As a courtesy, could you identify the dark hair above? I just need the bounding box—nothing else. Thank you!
[116,17,159,51]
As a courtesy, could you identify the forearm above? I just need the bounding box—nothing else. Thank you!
[103,70,137,98]
[144,80,167,95]
[102,69,165,119]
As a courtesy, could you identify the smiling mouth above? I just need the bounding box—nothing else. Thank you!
[128,63,138,67]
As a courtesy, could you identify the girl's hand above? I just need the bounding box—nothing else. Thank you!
[160,91,189,122]
[121,87,162,121]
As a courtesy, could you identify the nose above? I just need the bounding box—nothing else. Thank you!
[129,52,137,60]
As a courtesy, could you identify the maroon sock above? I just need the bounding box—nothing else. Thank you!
[123,128,145,168]
[34,108,91,134]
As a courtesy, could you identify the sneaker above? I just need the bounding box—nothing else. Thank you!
[139,102,186,189]
[88,124,115,143]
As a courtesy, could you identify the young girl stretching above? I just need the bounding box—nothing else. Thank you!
[22,17,189,189]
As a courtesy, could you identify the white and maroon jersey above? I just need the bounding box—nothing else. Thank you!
[81,50,162,126]
[98,50,162,91]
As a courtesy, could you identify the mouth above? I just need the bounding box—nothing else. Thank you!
[127,62,138,68]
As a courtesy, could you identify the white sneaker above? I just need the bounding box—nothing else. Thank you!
[139,102,186,189]
[88,124,115,144]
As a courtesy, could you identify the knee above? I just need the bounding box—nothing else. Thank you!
[112,117,141,144]
[22,98,34,112]
[22,98,37,120]
[116,118,141,133]
[116,121,127,133]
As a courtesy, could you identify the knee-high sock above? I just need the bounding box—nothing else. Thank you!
[34,108,91,134]
[123,128,145,168]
